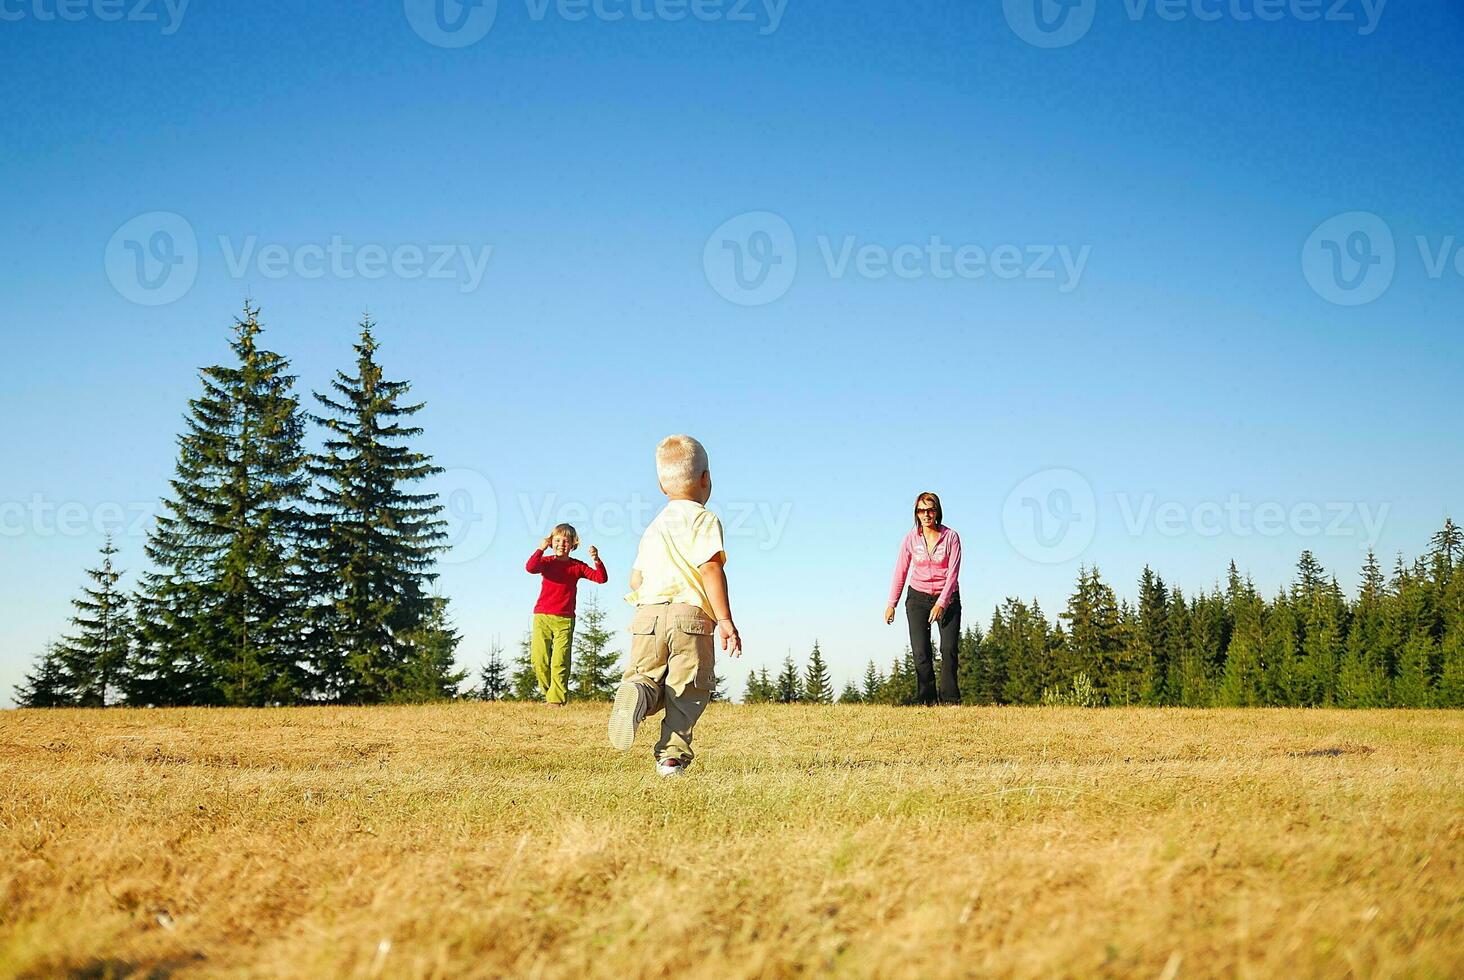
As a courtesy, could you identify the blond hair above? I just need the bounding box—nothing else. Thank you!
[656,434,709,497]
[550,523,580,549]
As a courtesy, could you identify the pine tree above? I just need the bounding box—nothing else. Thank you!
[1438,558,1464,707]
[1439,619,1464,708]
[757,665,776,703]
[861,660,884,701]
[131,304,311,706]
[478,639,509,701]
[389,597,464,702]
[877,651,917,705]
[15,644,74,708]
[307,318,450,703]
[509,632,540,701]
[743,666,773,704]
[54,536,132,707]
[958,623,999,705]
[776,654,803,703]
[1338,552,1389,707]
[1299,575,1345,707]
[838,680,863,704]
[1393,633,1434,707]
[1136,567,1171,705]
[1174,590,1223,708]
[803,642,833,704]
[1427,517,1462,584]
[1219,583,1264,707]
[999,599,1054,706]
[1296,550,1328,598]
[1062,567,1127,704]
[571,595,620,701]
[1262,590,1302,706]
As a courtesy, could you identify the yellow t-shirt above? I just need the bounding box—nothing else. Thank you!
[626,499,727,616]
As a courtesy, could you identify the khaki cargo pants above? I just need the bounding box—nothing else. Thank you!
[625,602,716,763]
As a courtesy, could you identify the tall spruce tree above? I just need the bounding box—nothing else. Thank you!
[862,660,885,702]
[307,318,452,703]
[1185,590,1229,707]
[804,642,833,704]
[131,304,310,707]
[1262,590,1302,706]
[55,536,132,707]
[15,644,74,708]
[958,623,999,705]
[1219,580,1264,707]
[1136,566,1172,705]
[571,595,620,701]
[1338,551,1389,707]
[776,654,804,703]
[998,599,1055,705]
[1061,567,1127,704]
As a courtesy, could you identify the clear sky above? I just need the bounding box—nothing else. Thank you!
[2,0,1462,704]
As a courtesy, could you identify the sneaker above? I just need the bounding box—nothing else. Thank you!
[656,757,690,778]
[608,681,646,751]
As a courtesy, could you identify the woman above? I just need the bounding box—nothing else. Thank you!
[884,491,962,705]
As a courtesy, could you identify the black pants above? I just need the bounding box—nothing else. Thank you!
[905,587,961,705]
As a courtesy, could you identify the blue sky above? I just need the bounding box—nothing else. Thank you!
[2,0,1462,703]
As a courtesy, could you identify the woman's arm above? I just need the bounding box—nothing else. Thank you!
[934,531,961,613]
[887,533,912,609]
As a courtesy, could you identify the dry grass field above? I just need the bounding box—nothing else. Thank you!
[1,704,1460,979]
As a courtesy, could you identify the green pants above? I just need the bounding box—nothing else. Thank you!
[531,613,575,704]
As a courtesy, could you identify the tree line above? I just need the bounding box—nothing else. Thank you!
[13,307,1462,711]
[745,523,1464,708]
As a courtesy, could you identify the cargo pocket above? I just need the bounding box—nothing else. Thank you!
[668,616,716,692]
[626,608,663,677]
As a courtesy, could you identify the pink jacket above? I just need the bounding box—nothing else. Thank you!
[888,526,961,608]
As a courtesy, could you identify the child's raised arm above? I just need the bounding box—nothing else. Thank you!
[581,546,609,584]
[526,536,551,573]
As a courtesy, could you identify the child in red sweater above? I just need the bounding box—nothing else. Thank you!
[526,523,608,705]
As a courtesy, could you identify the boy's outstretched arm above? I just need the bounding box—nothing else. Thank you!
[699,556,741,656]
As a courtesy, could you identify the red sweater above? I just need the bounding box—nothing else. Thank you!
[526,550,608,617]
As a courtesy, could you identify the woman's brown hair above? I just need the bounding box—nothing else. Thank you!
[913,492,943,528]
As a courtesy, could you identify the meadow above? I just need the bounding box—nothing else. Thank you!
[1,704,1459,978]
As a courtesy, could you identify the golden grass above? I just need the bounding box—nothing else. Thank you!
[1,704,1460,979]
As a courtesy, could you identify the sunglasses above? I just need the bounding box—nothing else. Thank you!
[916,507,937,515]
